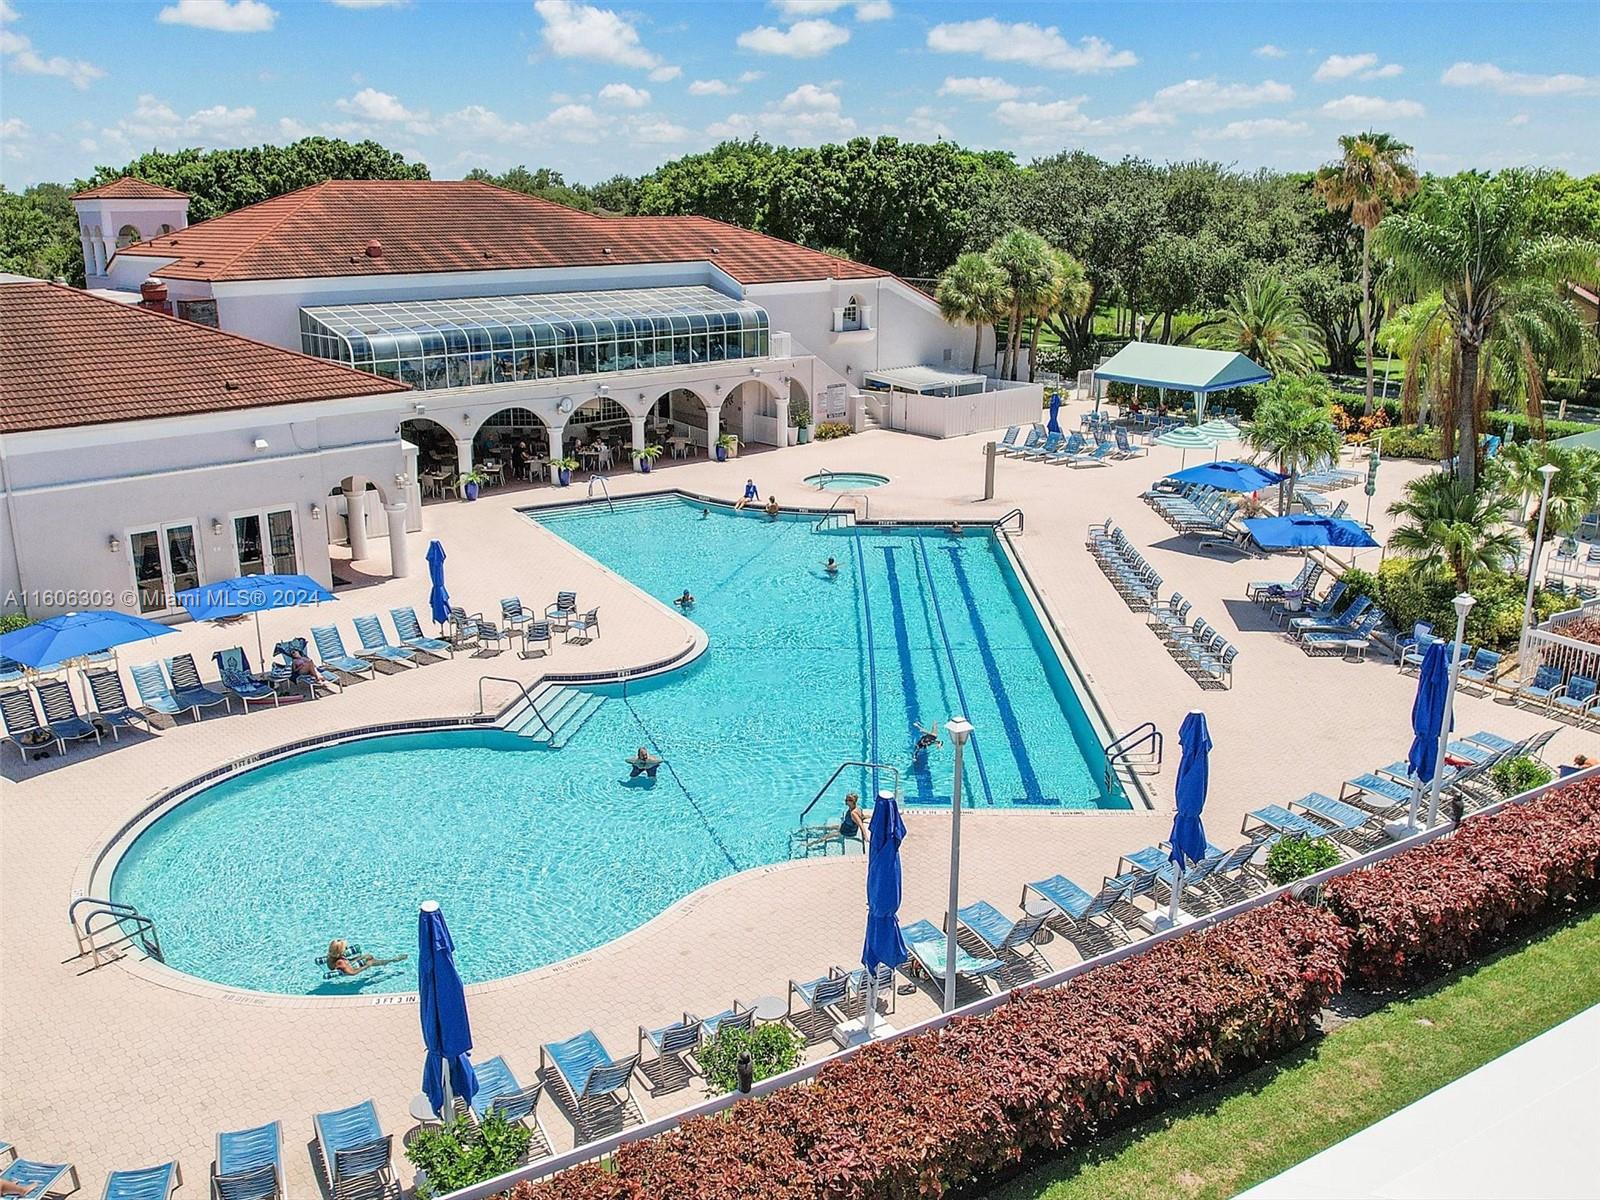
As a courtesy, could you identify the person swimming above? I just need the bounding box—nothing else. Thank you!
[628,745,662,779]
[913,720,943,757]
[700,507,711,519]
[947,521,964,537]
[673,590,695,608]
[324,939,406,977]
[735,480,759,510]
[824,557,839,575]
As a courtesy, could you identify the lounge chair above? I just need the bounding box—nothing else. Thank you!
[990,425,1021,455]
[692,1002,756,1039]
[0,655,26,687]
[636,1015,702,1096]
[997,428,1043,458]
[1,688,61,758]
[899,918,1005,996]
[310,626,375,681]
[955,900,1051,980]
[1247,560,1318,604]
[1118,845,1228,915]
[566,608,601,643]
[351,615,417,668]
[1517,664,1564,709]
[212,647,280,709]
[1289,594,1371,638]
[469,1056,551,1160]
[1243,804,1342,843]
[129,662,189,722]
[786,971,851,1044]
[1550,675,1600,724]
[269,639,341,697]
[521,621,553,659]
[1066,441,1115,468]
[32,678,102,750]
[82,670,152,739]
[213,1120,283,1200]
[104,1163,181,1200]
[1338,771,1416,815]
[164,654,235,717]
[312,1100,392,1200]
[539,1030,643,1142]
[1198,836,1277,905]
[1020,432,1065,461]
[1021,874,1133,957]
[389,607,454,658]
[1,1158,78,1199]
[1300,608,1384,655]
[500,597,535,632]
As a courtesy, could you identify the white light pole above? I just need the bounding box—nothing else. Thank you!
[943,716,973,1013]
[1427,593,1475,829]
[1519,463,1559,670]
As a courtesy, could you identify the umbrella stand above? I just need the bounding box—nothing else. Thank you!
[1167,864,1185,925]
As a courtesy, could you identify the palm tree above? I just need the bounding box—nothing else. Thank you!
[1489,444,1600,535]
[1376,171,1600,491]
[1387,471,1521,593]
[1315,132,1420,416]
[936,251,1006,373]
[1244,393,1343,512]
[1024,249,1092,382]
[1208,276,1321,376]
[986,228,1058,381]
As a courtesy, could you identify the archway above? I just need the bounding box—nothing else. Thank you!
[116,224,142,249]
[787,377,813,427]
[473,407,547,483]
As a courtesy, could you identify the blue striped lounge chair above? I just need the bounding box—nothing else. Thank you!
[1301,608,1384,655]
[103,1162,181,1200]
[351,615,417,668]
[991,426,1021,454]
[500,597,535,632]
[1289,594,1370,638]
[1517,664,1564,709]
[1551,675,1600,725]
[636,1015,703,1095]
[1021,874,1132,957]
[956,900,1051,976]
[388,608,453,657]
[1119,844,1226,915]
[1066,441,1115,468]
[469,1056,552,1160]
[32,678,103,751]
[310,626,375,681]
[1338,770,1416,815]
[312,1100,392,1200]
[899,918,1005,996]
[269,639,341,697]
[163,654,234,717]
[2,688,59,758]
[1199,836,1278,905]
[1243,804,1341,844]
[786,971,851,1044]
[692,1002,756,1040]
[521,621,553,659]
[213,1120,283,1200]
[1,1157,78,1199]
[129,662,188,721]
[1463,729,1518,756]
[1459,647,1502,693]
[998,428,1043,459]
[82,670,152,739]
[0,655,26,687]
[539,1030,643,1142]
[212,647,279,709]
[1247,560,1316,603]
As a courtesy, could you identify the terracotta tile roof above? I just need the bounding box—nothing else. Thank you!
[0,280,407,434]
[71,177,189,200]
[112,180,889,286]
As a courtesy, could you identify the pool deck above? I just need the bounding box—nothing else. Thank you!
[1,403,1585,1194]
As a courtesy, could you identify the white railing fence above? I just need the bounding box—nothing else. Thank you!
[437,762,1600,1200]
[1520,598,1600,685]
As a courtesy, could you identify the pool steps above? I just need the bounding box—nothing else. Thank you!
[501,681,606,747]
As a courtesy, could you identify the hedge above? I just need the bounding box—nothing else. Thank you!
[510,900,1347,1200]
[1325,776,1600,988]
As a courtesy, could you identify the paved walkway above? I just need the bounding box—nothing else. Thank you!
[1,406,1585,1194]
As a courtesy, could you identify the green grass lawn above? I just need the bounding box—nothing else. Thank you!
[987,907,1600,1200]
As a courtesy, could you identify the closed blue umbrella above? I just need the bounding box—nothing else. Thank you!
[426,541,451,631]
[861,791,909,1039]
[418,901,477,1119]
[0,609,175,670]
[1402,641,1452,833]
[1240,515,1380,550]
[1167,711,1212,925]
[177,573,334,662]
[1046,392,1062,434]
[1166,460,1287,493]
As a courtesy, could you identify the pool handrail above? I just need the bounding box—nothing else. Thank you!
[995,508,1025,534]
[478,675,556,740]
[796,759,901,827]
[812,491,870,530]
[585,474,614,513]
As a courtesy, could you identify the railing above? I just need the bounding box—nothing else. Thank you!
[69,895,163,969]
[796,759,900,828]
[812,492,869,531]
[1519,597,1600,685]
[995,507,1025,534]
[586,474,614,512]
[477,675,555,740]
[1103,721,1163,791]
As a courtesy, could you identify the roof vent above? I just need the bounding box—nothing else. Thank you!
[365,239,383,258]
[224,381,240,392]
[602,247,612,255]
[710,247,719,255]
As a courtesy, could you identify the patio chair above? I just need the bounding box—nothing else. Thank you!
[566,607,600,643]
[469,617,511,654]
[1300,608,1384,656]
[310,626,375,681]
[1288,594,1371,638]
[500,597,535,632]
[830,964,897,1021]
[351,615,417,668]
[269,639,342,697]
[32,678,103,751]
[1550,674,1600,724]
[899,918,1005,997]
[636,1015,703,1096]
[1021,874,1134,957]
[445,606,482,649]
[469,1056,552,1161]
[1066,441,1115,468]
[1338,771,1416,815]
[690,1002,756,1040]
[545,592,578,629]
[520,620,553,659]
[786,971,852,1044]
[164,654,235,717]
[129,662,189,722]
[82,669,152,739]
[1517,663,1564,709]
[1020,432,1064,461]
[538,1030,643,1142]
[388,607,454,658]
[955,900,1051,980]
[1290,792,1386,850]
[1197,835,1277,905]
[312,1100,392,1200]
[1,689,57,759]
[104,1163,181,1200]
[213,1120,283,1200]
[212,647,280,709]
[1,1158,79,1199]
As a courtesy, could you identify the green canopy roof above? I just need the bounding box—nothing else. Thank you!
[1094,343,1272,394]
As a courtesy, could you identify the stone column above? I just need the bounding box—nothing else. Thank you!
[384,502,410,578]
[629,413,647,470]
[454,437,474,478]
[705,404,722,456]
[345,486,370,561]
[547,424,565,462]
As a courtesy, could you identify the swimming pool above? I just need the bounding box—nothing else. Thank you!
[805,470,889,490]
[110,496,1124,995]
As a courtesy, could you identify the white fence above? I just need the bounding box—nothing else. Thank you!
[1520,598,1600,685]
[883,381,1044,439]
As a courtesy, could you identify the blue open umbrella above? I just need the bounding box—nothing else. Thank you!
[1046,392,1062,434]
[1165,460,1286,493]
[426,541,451,631]
[861,790,909,1039]
[1167,711,1212,925]
[1240,515,1380,550]
[177,573,334,662]
[0,609,175,670]
[1402,641,1452,833]
[418,901,477,1119]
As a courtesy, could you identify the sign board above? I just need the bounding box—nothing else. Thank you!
[824,383,848,420]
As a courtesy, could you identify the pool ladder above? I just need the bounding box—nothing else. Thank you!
[791,760,901,857]
[1103,722,1163,793]
[813,492,869,531]
[69,895,163,971]
[586,474,615,512]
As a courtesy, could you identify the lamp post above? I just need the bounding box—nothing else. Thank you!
[943,716,974,1013]
[1519,463,1559,671]
[1427,593,1475,829]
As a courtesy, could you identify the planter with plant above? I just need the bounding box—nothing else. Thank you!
[715,433,737,462]
[1265,835,1343,886]
[1489,755,1553,797]
[405,1111,533,1199]
[814,421,853,441]
[633,444,664,473]
[459,470,487,501]
[552,457,578,487]
[795,411,812,445]
[696,1021,804,1095]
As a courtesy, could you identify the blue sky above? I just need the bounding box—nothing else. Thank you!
[2,0,1597,188]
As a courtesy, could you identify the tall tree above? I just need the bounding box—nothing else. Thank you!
[1378,171,1600,490]
[935,251,1006,372]
[1208,276,1321,375]
[986,228,1058,381]
[1388,471,1521,592]
[1315,132,1420,414]
[1244,389,1343,513]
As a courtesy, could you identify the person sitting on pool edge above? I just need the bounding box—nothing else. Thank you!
[838,791,867,841]
[325,939,406,977]
[673,589,695,609]
[628,745,662,779]
[764,495,781,520]
[734,479,759,510]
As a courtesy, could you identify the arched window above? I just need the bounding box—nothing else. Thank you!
[157,224,175,236]
[841,296,863,332]
[117,224,143,249]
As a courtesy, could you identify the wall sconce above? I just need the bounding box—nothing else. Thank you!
[252,437,269,451]
[211,518,224,537]
[461,412,473,424]
[310,503,323,521]
[750,367,762,377]
[394,472,407,488]
[108,535,121,554]
[413,402,427,415]
[597,384,609,395]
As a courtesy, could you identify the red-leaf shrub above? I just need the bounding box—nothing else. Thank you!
[1325,776,1600,988]
[511,898,1347,1200]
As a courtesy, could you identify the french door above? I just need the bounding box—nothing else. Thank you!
[128,522,199,614]
[232,507,299,577]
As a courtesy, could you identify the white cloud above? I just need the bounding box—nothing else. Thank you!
[709,83,857,144]
[277,116,314,139]
[104,94,259,145]
[895,104,954,140]
[854,0,892,20]
[772,0,891,18]
[737,18,850,57]
[938,75,1021,101]
[1199,117,1310,140]
[440,105,529,142]
[648,64,681,82]
[1320,93,1425,119]
[688,78,736,96]
[599,81,650,108]
[157,0,277,33]
[926,18,1136,73]
[542,102,601,141]
[738,70,765,84]
[630,117,690,144]
[534,0,663,70]
[1508,112,1530,126]
[777,82,841,112]
[1441,60,1600,97]
[1254,44,1289,59]
[0,29,105,88]
[335,86,422,123]
[0,1,17,22]
[1314,53,1403,82]
[1127,77,1294,124]
[328,0,406,7]
[993,97,1095,136]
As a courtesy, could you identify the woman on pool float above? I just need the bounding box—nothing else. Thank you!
[325,939,406,977]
